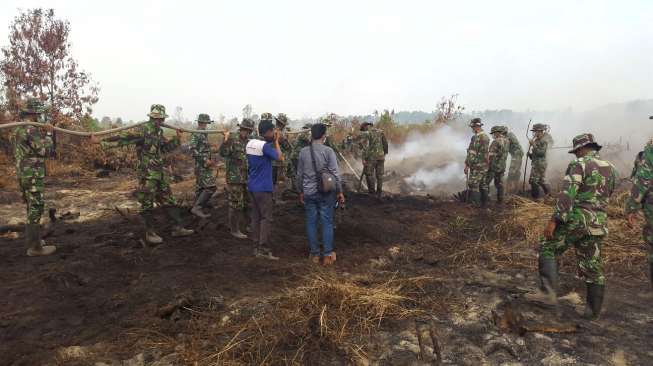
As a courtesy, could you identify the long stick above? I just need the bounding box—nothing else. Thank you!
[522,119,532,193]
[0,121,228,136]
[337,151,367,190]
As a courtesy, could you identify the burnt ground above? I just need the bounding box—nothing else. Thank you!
[0,172,652,366]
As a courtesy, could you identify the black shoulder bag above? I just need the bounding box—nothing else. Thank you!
[309,143,336,193]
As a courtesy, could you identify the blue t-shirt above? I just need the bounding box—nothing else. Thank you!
[246,139,280,192]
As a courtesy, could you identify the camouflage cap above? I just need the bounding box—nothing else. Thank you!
[569,133,602,154]
[148,104,169,119]
[469,118,483,127]
[196,113,214,123]
[275,113,288,125]
[21,98,46,115]
[531,123,547,132]
[238,118,255,131]
[260,112,274,121]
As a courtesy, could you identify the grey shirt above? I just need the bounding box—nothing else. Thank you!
[296,140,342,196]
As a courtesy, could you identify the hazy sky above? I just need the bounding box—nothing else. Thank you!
[1,0,652,121]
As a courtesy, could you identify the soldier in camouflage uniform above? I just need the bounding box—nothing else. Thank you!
[464,118,490,207]
[270,113,293,204]
[99,104,194,244]
[486,126,510,203]
[505,127,524,192]
[359,121,389,198]
[625,138,653,289]
[290,124,312,192]
[528,123,551,199]
[538,134,617,320]
[189,113,217,219]
[219,118,254,239]
[12,98,57,256]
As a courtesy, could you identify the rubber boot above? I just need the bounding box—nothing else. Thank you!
[583,283,605,320]
[496,186,504,204]
[469,190,480,205]
[191,190,212,219]
[26,224,56,257]
[376,179,383,199]
[541,184,551,197]
[531,183,540,200]
[167,207,194,237]
[479,189,489,208]
[366,175,376,195]
[229,208,247,239]
[538,256,559,294]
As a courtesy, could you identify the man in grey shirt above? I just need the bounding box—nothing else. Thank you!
[297,123,345,265]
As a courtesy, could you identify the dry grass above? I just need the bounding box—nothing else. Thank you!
[141,273,428,366]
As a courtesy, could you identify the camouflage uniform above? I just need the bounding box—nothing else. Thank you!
[103,105,191,239]
[506,130,524,184]
[189,114,217,195]
[271,113,293,202]
[625,140,653,286]
[465,119,490,204]
[12,98,57,256]
[528,124,551,197]
[291,125,312,191]
[486,126,510,203]
[360,124,388,197]
[219,122,252,211]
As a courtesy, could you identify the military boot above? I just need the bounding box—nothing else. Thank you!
[541,184,551,196]
[229,208,247,239]
[25,224,56,257]
[583,283,605,320]
[376,180,383,199]
[531,184,540,199]
[190,190,212,219]
[167,207,194,237]
[538,256,559,294]
[468,190,480,205]
[496,186,505,204]
[479,189,489,208]
[142,213,163,244]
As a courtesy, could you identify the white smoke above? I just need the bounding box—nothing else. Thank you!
[405,163,464,188]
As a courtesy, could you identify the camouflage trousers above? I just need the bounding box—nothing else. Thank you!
[19,176,45,225]
[364,159,384,193]
[272,164,288,185]
[641,202,653,265]
[539,224,605,285]
[194,163,216,193]
[485,170,505,191]
[467,167,489,191]
[227,183,249,211]
[529,159,548,185]
[137,174,178,214]
[507,154,523,182]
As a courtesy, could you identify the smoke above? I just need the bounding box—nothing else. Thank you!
[405,163,464,189]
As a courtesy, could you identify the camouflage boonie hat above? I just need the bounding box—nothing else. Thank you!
[275,113,288,125]
[260,112,274,121]
[196,113,214,123]
[469,118,483,127]
[148,104,169,119]
[490,126,503,134]
[498,125,508,134]
[531,123,546,132]
[569,133,602,153]
[21,98,46,115]
[239,118,255,131]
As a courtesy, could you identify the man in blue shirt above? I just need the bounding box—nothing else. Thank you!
[246,118,283,260]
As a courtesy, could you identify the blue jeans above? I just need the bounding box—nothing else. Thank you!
[304,192,336,256]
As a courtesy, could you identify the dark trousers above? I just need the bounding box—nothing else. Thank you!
[249,191,273,248]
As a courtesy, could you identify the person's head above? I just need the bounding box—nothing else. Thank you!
[490,126,503,139]
[239,118,255,138]
[258,119,275,141]
[20,98,45,122]
[531,123,546,138]
[276,113,288,128]
[196,113,213,130]
[569,133,602,158]
[311,123,327,141]
[360,121,373,131]
[469,118,483,133]
[148,104,168,127]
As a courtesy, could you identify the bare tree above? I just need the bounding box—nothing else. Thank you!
[242,104,252,119]
[434,94,465,124]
